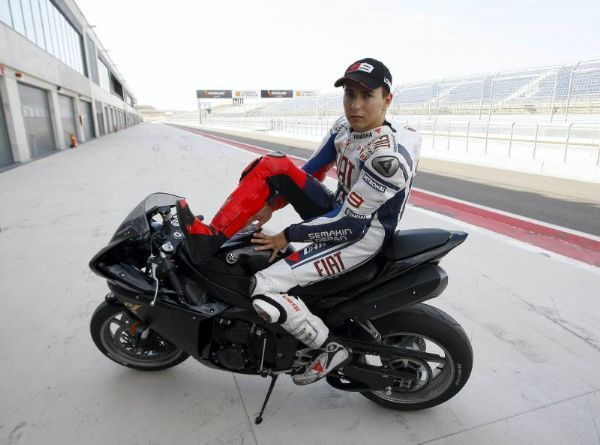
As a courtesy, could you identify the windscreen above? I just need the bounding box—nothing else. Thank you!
[110,193,183,244]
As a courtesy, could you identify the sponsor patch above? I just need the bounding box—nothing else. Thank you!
[314,252,346,278]
[359,135,391,160]
[285,251,301,263]
[353,132,372,140]
[347,62,374,74]
[283,295,301,312]
[372,156,400,177]
[362,173,387,192]
[303,242,326,255]
[347,191,364,208]
[307,229,352,242]
[344,208,368,219]
[372,135,391,149]
[359,147,372,161]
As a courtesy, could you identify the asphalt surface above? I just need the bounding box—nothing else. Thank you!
[183,127,600,237]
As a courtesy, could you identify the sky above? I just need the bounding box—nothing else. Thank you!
[75,0,600,111]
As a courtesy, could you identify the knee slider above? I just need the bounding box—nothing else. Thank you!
[251,295,287,324]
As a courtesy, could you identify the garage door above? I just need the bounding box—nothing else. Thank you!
[81,100,94,142]
[59,94,77,147]
[0,91,14,168]
[18,83,55,158]
[106,107,113,133]
[95,101,105,136]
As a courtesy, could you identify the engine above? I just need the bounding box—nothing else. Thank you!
[211,318,256,371]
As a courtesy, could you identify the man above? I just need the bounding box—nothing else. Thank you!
[177,58,422,384]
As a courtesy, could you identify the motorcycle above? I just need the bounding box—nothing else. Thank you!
[89,192,472,422]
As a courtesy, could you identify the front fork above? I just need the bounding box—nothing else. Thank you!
[129,319,151,350]
[105,293,151,350]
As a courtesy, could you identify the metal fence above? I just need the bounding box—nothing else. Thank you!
[201,114,600,167]
[411,120,600,166]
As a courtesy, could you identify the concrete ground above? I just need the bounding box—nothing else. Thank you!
[0,123,599,445]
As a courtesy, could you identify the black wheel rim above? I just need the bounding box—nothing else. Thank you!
[99,310,184,368]
[363,332,455,404]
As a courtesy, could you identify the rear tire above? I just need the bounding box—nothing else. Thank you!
[358,303,473,410]
[90,301,189,371]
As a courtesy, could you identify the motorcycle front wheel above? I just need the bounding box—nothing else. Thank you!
[357,303,473,410]
[90,301,189,371]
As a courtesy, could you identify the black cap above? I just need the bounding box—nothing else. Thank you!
[334,58,392,92]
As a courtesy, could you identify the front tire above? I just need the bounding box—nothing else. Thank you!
[90,301,189,371]
[358,303,473,410]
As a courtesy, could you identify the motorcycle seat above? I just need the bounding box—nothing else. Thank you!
[383,228,453,261]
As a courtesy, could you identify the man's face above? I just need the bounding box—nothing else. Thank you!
[343,80,393,132]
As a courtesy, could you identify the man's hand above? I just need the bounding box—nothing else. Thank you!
[247,204,273,229]
[251,230,289,262]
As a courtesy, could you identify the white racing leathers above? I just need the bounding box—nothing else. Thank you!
[251,117,421,348]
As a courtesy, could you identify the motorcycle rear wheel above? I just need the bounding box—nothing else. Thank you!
[358,303,473,410]
[90,301,189,371]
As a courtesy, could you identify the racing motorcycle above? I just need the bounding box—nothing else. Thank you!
[89,192,472,422]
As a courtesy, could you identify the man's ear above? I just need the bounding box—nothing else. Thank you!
[384,92,393,110]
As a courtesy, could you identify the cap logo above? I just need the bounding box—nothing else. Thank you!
[384,77,392,90]
[347,62,374,74]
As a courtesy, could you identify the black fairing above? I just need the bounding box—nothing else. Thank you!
[325,263,448,326]
[176,247,254,310]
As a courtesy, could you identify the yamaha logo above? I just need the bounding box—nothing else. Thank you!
[226,252,239,264]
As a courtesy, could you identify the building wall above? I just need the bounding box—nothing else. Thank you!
[0,0,142,169]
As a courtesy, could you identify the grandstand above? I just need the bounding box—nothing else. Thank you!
[393,60,600,117]
[209,59,600,121]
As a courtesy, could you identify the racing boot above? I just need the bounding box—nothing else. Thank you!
[250,290,350,385]
[176,199,227,264]
[292,340,350,386]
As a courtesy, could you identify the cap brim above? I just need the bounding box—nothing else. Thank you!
[334,72,379,90]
